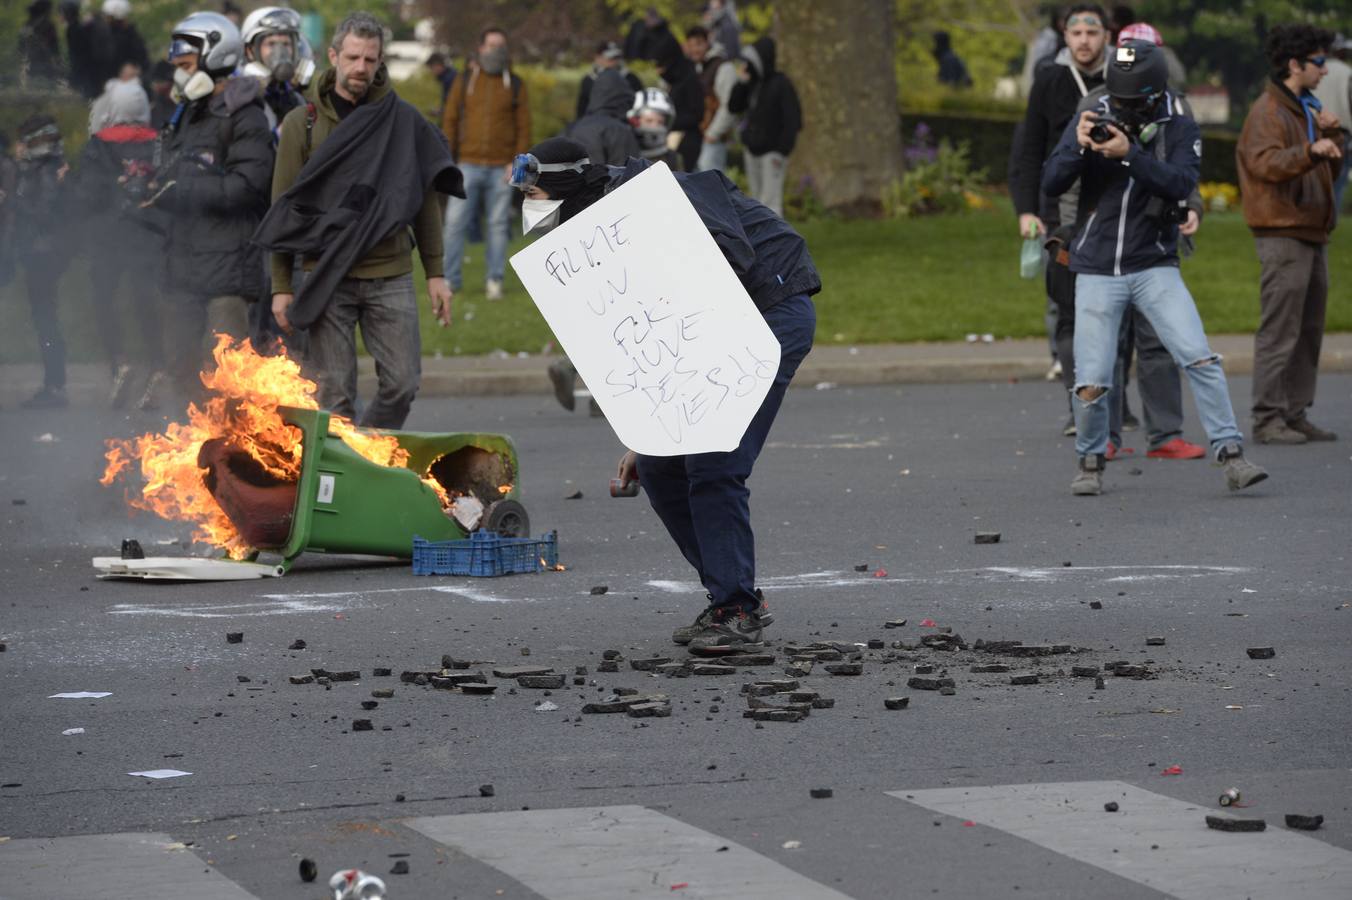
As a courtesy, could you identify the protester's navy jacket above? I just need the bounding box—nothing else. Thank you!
[605,157,821,312]
[1041,92,1200,277]
[252,89,464,330]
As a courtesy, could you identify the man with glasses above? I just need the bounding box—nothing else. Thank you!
[1237,24,1343,445]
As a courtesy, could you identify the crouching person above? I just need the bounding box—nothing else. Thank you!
[1042,40,1267,495]
[511,137,819,654]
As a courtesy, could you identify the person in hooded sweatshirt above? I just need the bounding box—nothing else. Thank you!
[76,77,168,409]
[728,36,802,217]
[511,136,819,654]
[565,68,641,167]
[144,12,272,400]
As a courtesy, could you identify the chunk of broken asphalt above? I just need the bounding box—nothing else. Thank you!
[289,675,314,685]
[1104,802,1119,813]
[479,784,495,797]
[884,697,910,710]
[288,639,306,650]
[583,700,632,714]
[883,619,908,629]
[1284,814,1323,831]
[1094,676,1106,690]
[692,664,735,676]
[853,564,870,572]
[352,719,374,732]
[1246,647,1276,660]
[867,639,885,650]
[1071,666,1100,678]
[1009,673,1040,685]
[371,688,394,699]
[907,676,955,691]
[589,586,609,595]
[518,674,566,689]
[1206,815,1265,832]
[226,632,243,644]
[629,657,673,672]
[627,702,673,718]
[389,860,409,875]
[361,700,379,710]
[810,788,834,799]
[970,664,1010,673]
[564,490,583,500]
[974,531,1001,544]
[299,858,317,882]
[749,709,805,722]
[493,665,552,678]
[459,683,497,695]
[939,686,957,695]
[1146,636,1166,646]
[826,663,863,676]
[811,697,835,709]
[717,654,776,667]
[1089,601,1103,610]
[914,664,934,674]
[373,667,392,677]
[597,660,619,673]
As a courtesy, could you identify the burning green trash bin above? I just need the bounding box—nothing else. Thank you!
[200,406,527,570]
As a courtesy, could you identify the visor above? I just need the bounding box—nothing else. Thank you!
[169,36,201,60]
[509,153,590,191]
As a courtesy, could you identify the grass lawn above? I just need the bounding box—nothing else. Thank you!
[3,197,1348,364]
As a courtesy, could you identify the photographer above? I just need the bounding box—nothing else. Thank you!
[1042,40,1267,496]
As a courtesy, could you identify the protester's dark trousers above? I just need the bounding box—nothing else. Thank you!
[1252,236,1328,430]
[637,294,816,614]
[24,260,66,390]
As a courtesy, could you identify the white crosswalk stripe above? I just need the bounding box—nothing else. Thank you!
[407,804,856,900]
[889,780,1352,900]
[0,832,260,900]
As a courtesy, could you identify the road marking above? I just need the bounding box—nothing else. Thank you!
[0,832,260,899]
[407,805,855,900]
[965,565,1249,582]
[108,597,363,618]
[647,570,895,593]
[889,781,1352,900]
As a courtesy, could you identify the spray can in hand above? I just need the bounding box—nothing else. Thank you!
[609,477,640,498]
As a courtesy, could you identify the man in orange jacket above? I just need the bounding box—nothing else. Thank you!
[1237,24,1343,445]
[441,26,531,301]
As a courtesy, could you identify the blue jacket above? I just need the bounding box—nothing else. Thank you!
[1041,93,1200,276]
[605,157,821,312]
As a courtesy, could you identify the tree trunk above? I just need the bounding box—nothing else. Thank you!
[776,0,901,218]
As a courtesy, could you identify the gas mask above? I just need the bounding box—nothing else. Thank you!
[1108,95,1163,140]
[18,125,64,164]
[522,198,564,235]
[262,42,295,84]
[172,65,215,103]
[636,126,669,158]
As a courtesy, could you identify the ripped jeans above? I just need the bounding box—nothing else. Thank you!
[1073,267,1242,460]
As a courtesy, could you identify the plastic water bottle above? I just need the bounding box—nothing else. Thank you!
[1019,232,1043,279]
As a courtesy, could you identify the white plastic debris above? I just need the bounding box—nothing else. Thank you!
[62,727,85,735]
[49,692,111,699]
[34,432,59,443]
[535,701,559,712]
[127,769,192,779]
[450,495,485,530]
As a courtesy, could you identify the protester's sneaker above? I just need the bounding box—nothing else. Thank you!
[688,609,769,655]
[1287,418,1337,442]
[1217,443,1268,491]
[1104,443,1132,461]
[1045,360,1063,382]
[136,371,169,411]
[1071,454,1105,496]
[485,278,504,301]
[672,592,774,645]
[547,359,576,411]
[1061,416,1077,437]
[1146,437,1206,460]
[109,363,134,409]
[20,386,68,409]
[1254,420,1307,445]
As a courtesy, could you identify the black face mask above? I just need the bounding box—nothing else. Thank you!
[548,165,612,224]
[1109,96,1162,135]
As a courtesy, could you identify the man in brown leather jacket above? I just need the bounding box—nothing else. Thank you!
[1237,24,1343,445]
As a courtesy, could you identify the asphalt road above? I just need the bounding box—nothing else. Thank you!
[2,374,1351,899]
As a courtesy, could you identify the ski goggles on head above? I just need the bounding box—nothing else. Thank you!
[1066,14,1102,27]
[509,153,590,191]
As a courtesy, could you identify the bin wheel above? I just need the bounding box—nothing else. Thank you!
[484,499,530,538]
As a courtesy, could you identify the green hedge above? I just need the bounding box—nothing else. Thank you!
[905,110,1241,187]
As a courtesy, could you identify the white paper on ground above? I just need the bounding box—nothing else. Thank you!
[61,728,85,735]
[509,161,780,457]
[49,692,112,699]
[127,769,192,779]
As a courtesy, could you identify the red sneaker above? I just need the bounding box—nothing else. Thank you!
[1104,444,1134,461]
[1147,438,1206,460]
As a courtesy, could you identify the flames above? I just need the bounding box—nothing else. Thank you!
[101,335,446,558]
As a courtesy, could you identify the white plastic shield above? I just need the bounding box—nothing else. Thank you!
[509,162,780,456]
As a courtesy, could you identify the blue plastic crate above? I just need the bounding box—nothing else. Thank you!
[412,530,558,577]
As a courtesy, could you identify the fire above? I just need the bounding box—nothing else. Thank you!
[101,335,446,557]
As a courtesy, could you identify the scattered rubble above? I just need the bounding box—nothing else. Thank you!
[289,639,307,650]
[351,719,373,732]
[810,788,833,799]
[974,532,1001,544]
[299,858,317,882]
[1206,815,1265,833]
[479,784,495,797]
[589,586,609,595]
[1104,802,1119,813]
[884,697,910,710]
[1146,636,1166,646]
[908,676,955,691]
[389,860,409,875]
[226,632,243,644]
[1246,647,1276,660]
[1284,814,1323,831]
[518,674,566,689]
[1009,673,1039,685]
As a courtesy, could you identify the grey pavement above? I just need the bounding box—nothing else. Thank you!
[1,374,1351,898]
[5,332,1352,405]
